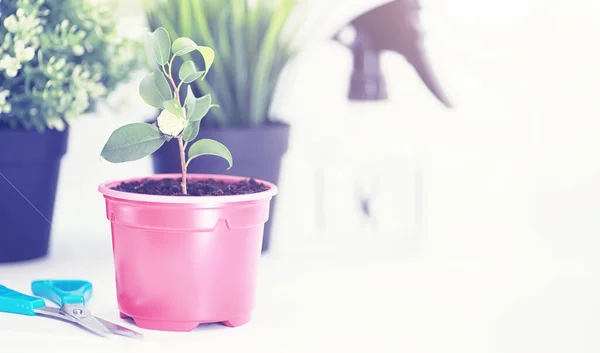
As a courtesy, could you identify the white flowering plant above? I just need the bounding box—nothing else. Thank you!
[0,0,143,131]
[100,27,232,195]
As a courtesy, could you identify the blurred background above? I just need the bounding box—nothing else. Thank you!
[1,0,600,350]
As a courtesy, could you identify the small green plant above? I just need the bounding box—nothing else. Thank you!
[0,0,143,131]
[143,0,301,128]
[100,27,232,195]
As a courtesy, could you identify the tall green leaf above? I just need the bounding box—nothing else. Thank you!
[186,138,233,169]
[186,0,235,118]
[101,123,166,163]
[231,0,248,119]
[178,0,191,39]
[213,6,237,121]
[250,0,296,125]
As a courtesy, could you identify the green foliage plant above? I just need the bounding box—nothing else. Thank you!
[100,27,232,195]
[143,0,301,128]
[0,0,143,131]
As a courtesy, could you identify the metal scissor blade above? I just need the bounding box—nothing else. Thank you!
[61,304,113,338]
[94,317,143,339]
[34,306,76,323]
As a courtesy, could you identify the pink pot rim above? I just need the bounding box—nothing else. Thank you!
[98,173,278,204]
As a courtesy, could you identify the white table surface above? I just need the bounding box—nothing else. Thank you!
[2,223,600,353]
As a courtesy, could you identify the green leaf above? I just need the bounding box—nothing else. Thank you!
[193,79,227,123]
[178,60,204,83]
[101,123,166,163]
[171,37,198,56]
[197,46,215,75]
[178,60,195,81]
[182,120,200,143]
[184,85,196,118]
[189,94,212,122]
[186,139,233,169]
[153,67,173,102]
[148,27,171,65]
[185,71,204,83]
[163,100,184,118]
[138,73,164,108]
[170,37,215,75]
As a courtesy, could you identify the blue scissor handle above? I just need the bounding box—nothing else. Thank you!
[0,285,46,316]
[31,280,92,306]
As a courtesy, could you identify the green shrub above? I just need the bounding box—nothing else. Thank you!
[0,0,144,131]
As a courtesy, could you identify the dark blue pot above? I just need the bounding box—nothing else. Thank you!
[0,125,69,262]
[151,121,289,253]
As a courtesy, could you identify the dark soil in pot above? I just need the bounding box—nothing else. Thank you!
[111,177,270,196]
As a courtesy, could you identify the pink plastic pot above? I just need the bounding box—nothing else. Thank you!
[98,173,278,332]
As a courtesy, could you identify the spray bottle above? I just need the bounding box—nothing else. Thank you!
[327,0,452,237]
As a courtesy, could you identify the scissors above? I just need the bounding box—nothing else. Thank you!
[0,279,142,339]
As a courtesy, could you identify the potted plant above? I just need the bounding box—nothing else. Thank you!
[98,27,278,331]
[0,0,142,263]
[142,0,299,252]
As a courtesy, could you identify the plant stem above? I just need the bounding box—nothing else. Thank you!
[168,56,175,79]
[163,62,186,194]
[165,66,181,104]
[178,136,187,194]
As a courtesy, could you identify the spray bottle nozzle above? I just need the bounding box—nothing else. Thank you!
[332,0,452,107]
[346,29,388,101]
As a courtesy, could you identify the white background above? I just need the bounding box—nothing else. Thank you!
[1,0,600,352]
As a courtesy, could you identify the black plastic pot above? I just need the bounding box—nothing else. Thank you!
[0,125,68,262]
[152,121,289,252]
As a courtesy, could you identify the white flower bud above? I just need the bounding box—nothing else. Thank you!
[18,47,35,62]
[5,68,18,77]
[0,89,10,113]
[0,90,9,104]
[157,108,186,136]
[55,57,66,69]
[14,40,24,53]
[0,55,21,77]
[47,117,65,131]
[72,44,85,56]
[3,16,18,33]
